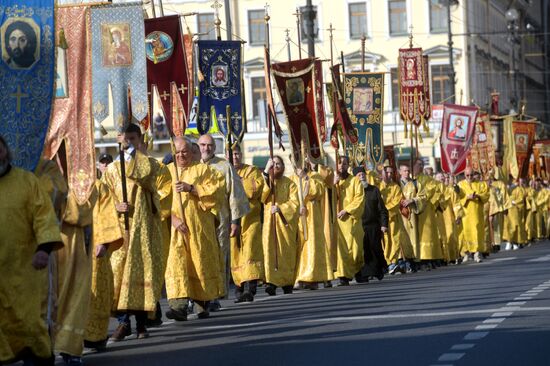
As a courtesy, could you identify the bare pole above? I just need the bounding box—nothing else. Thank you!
[150,0,156,18]
[285,28,291,61]
[158,0,164,16]
[361,33,366,72]
[224,0,232,40]
[293,8,302,59]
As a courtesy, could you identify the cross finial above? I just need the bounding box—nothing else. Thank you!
[408,24,414,48]
[327,23,335,36]
[264,3,270,22]
[285,28,290,41]
[293,7,302,19]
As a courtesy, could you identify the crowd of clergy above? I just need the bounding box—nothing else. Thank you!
[2,125,549,366]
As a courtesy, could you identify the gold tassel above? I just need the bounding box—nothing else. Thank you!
[423,118,430,133]
[58,28,69,49]
[404,121,408,139]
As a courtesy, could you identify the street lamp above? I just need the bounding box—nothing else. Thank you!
[506,6,520,111]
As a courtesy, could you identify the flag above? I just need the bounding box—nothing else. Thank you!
[263,47,284,149]
[91,3,148,132]
[440,103,478,175]
[271,58,326,162]
[329,64,358,151]
[398,47,428,131]
[466,113,495,180]
[145,15,190,136]
[502,116,519,180]
[197,40,244,141]
[43,5,95,204]
[422,55,431,121]
[512,119,537,178]
[0,0,55,171]
[343,72,385,169]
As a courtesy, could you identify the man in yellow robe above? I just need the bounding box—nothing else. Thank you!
[83,179,124,352]
[164,137,225,320]
[293,163,333,288]
[525,180,537,242]
[443,175,461,263]
[433,172,451,262]
[333,156,365,285]
[379,166,414,274]
[198,134,249,309]
[503,178,528,249]
[317,164,338,286]
[103,124,164,341]
[412,159,444,265]
[262,156,299,295]
[0,136,63,365]
[535,180,549,239]
[457,168,490,262]
[230,144,265,302]
[399,164,425,270]
[488,174,510,251]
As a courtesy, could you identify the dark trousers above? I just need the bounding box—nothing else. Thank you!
[359,223,388,278]
[235,280,258,297]
[116,311,148,328]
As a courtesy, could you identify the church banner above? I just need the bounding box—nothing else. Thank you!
[422,55,431,121]
[145,15,190,136]
[271,58,326,162]
[263,47,283,149]
[197,40,243,141]
[329,64,358,152]
[91,3,148,132]
[440,103,478,175]
[398,47,428,130]
[343,72,384,169]
[512,119,537,178]
[0,1,55,171]
[43,5,95,204]
[467,113,495,180]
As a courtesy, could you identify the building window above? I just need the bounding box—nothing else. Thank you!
[248,10,266,46]
[300,6,319,42]
[198,13,215,40]
[349,2,367,39]
[431,64,452,103]
[388,0,407,36]
[390,67,399,110]
[251,76,266,118]
[429,1,448,33]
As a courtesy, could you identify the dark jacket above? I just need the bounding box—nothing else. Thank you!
[361,184,389,228]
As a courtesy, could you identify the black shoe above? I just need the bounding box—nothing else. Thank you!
[375,273,384,281]
[197,310,210,319]
[165,308,188,321]
[355,274,368,283]
[323,281,333,288]
[337,278,350,286]
[146,317,163,328]
[61,353,83,365]
[208,300,221,312]
[282,285,293,294]
[83,338,107,353]
[265,284,277,296]
[234,292,254,303]
[136,325,149,339]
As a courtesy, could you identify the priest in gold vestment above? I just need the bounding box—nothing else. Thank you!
[503,179,528,248]
[0,136,62,365]
[399,164,426,267]
[164,137,225,320]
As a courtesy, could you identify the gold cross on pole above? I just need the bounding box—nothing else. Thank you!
[159,90,170,101]
[11,85,28,113]
[408,24,414,48]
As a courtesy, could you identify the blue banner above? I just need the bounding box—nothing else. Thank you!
[0,1,54,171]
[197,40,243,141]
[91,3,148,132]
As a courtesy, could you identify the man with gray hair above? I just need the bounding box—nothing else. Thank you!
[197,134,250,309]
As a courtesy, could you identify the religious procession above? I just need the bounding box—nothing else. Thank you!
[2,0,550,365]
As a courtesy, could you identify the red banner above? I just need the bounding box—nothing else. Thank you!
[271,58,326,162]
[422,55,431,121]
[467,113,495,179]
[145,15,190,135]
[440,103,479,175]
[329,64,358,149]
[512,120,537,178]
[399,47,427,127]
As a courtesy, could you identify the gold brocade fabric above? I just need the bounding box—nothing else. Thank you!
[156,163,173,274]
[416,174,444,260]
[525,187,537,241]
[44,6,95,205]
[380,181,414,264]
[164,162,225,302]
[261,176,299,287]
[334,175,365,279]
[443,186,460,261]
[103,152,164,312]
[400,179,425,260]
[317,165,337,274]
[230,164,265,286]
[293,172,334,283]
[535,189,549,239]
[433,182,450,260]
[503,186,528,244]
[457,180,490,253]
[0,167,62,363]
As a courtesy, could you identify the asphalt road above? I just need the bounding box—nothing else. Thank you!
[83,242,550,366]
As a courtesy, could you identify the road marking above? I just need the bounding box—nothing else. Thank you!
[464,332,489,340]
[506,301,526,306]
[492,312,513,317]
[514,297,532,301]
[451,344,475,350]
[483,318,505,324]
[527,255,550,262]
[491,257,517,261]
[475,324,499,330]
[438,353,465,361]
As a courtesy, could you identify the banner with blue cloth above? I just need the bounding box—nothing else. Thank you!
[0,1,54,171]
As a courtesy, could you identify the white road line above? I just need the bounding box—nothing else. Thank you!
[492,312,513,317]
[438,353,465,362]
[463,332,489,340]
[491,257,517,261]
[483,318,506,324]
[451,344,475,350]
[475,324,499,330]
[514,297,533,301]
[506,301,527,306]
[527,255,550,262]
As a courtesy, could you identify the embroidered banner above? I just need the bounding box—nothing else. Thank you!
[0,1,54,171]
[512,119,537,178]
[343,72,384,169]
[43,5,95,204]
[329,64,358,152]
[466,113,495,180]
[271,58,326,162]
[197,40,243,141]
[440,103,478,175]
[398,47,428,130]
[422,55,431,121]
[91,3,148,132]
[145,15,190,136]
